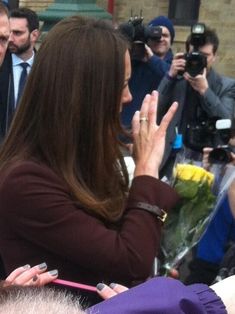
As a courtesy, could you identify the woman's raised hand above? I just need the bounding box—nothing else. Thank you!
[132,90,178,179]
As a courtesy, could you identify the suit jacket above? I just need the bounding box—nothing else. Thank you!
[157,69,235,169]
[0,50,14,142]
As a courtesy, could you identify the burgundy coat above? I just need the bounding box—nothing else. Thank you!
[0,161,179,288]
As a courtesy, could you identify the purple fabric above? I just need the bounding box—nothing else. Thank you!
[87,277,226,314]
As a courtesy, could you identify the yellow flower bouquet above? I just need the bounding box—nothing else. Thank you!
[161,164,216,270]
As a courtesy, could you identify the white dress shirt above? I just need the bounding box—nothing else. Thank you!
[11,52,34,107]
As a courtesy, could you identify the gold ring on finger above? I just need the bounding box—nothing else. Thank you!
[139,117,148,123]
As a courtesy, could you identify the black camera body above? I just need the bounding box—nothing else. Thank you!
[208,119,235,164]
[184,51,207,77]
[185,118,221,151]
[185,118,235,157]
[186,118,235,163]
[119,15,162,61]
[208,146,235,164]
[184,23,207,77]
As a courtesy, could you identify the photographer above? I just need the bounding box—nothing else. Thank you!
[158,25,235,175]
[121,16,175,130]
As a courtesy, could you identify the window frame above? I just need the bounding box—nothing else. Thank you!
[168,0,201,26]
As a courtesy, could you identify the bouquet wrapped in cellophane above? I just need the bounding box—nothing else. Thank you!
[161,163,216,272]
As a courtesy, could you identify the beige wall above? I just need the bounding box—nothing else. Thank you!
[199,0,235,77]
[19,0,235,77]
[19,0,54,11]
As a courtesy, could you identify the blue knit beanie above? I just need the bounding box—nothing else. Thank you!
[148,16,175,43]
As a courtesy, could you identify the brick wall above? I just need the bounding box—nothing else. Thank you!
[96,0,168,23]
[19,0,54,12]
[19,0,235,77]
[199,0,235,77]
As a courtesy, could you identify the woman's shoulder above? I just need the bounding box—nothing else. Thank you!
[0,160,64,192]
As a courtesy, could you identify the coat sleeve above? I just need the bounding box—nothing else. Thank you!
[147,55,171,78]
[0,162,179,283]
[87,277,226,314]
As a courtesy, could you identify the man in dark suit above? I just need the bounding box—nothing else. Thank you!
[0,7,39,142]
[157,26,235,177]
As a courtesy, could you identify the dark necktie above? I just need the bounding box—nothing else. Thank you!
[17,62,29,105]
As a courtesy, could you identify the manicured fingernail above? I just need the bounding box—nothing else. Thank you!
[48,269,58,276]
[96,283,105,291]
[22,264,30,269]
[37,262,47,270]
[32,275,38,282]
[109,283,117,289]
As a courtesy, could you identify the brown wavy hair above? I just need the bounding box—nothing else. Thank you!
[0,16,130,222]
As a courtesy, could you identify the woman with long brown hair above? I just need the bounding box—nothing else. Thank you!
[0,15,178,304]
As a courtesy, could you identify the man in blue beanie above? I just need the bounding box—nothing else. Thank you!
[121,16,175,131]
[148,15,175,51]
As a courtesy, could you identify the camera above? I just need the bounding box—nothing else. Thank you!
[208,119,235,164]
[185,118,221,151]
[183,23,207,77]
[119,14,162,61]
[208,146,235,164]
[185,118,234,157]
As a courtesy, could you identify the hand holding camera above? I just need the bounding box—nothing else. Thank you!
[168,52,186,78]
[143,43,154,61]
[170,23,207,79]
[119,14,162,61]
[202,119,235,166]
[184,68,209,95]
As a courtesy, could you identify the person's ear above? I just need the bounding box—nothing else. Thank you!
[212,52,217,63]
[30,29,40,43]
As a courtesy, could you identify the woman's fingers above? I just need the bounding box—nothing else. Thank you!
[109,283,128,294]
[139,93,151,119]
[148,91,158,128]
[96,283,129,300]
[4,262,58,287]
[157,101,178,135]
[6,262,47,286]
[132,91,158,136]
[26,269,58,286]
[132,93,178,178]
[96,283,117,300]
[132,110,140,138]
[126,143,133,155]
[5,264,31,284]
